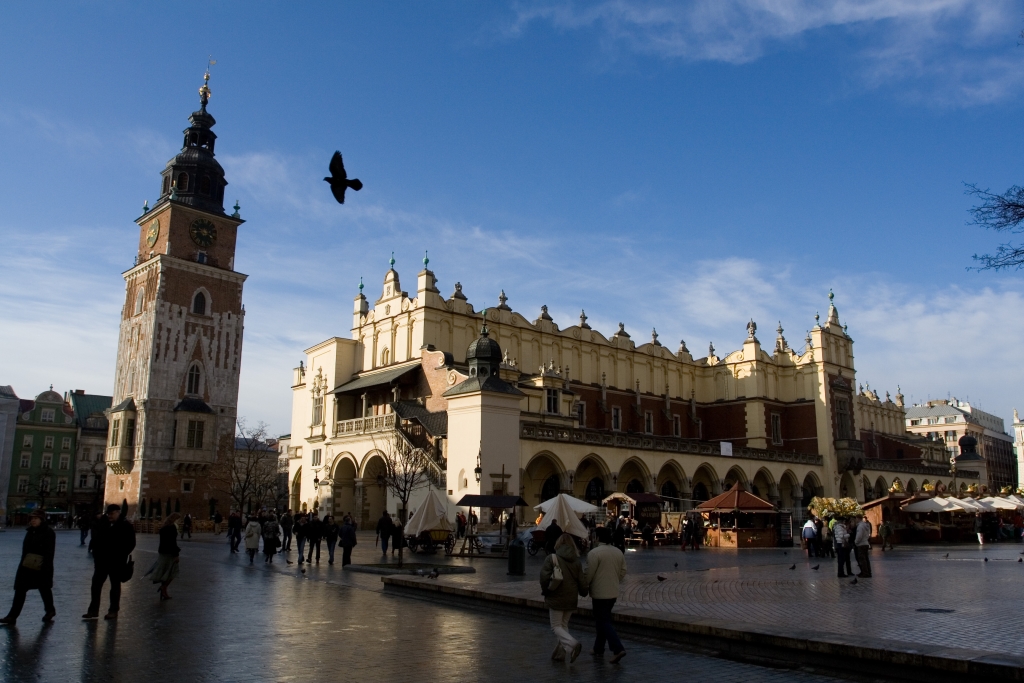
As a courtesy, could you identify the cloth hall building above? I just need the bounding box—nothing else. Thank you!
[286,261,978,528]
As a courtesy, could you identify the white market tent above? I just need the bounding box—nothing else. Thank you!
[980,496,1022,511]
[534,493,601,515]
[962,497,996,512]
[535,494,590,538]
[1007,494,1024,507]
[405,488,452,537]
[903,498,961,513]
[945,497,984,512]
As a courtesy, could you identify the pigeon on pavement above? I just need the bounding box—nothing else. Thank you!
[657,574,667,582]
[850,577,858,585]
[789,564,796,570]
[812,565,820,570]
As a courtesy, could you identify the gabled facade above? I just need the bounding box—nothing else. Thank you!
[67,390,111,517]
[8,389,77,522]
[287,262,980,526]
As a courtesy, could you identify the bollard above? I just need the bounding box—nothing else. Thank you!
[507,538,526,575]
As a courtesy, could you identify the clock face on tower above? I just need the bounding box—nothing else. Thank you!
[189,219,218,248]
[146,219,160,247]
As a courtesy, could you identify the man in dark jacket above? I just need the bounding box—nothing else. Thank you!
[0,511,56,625]
[544,519,563,554]
[295,514,308,563]
[83,504,136,620]
[227,511,243,553]
[280,510,294,552]
[306,513,323,564]
[339,516,357,566]
[376,511,394,557]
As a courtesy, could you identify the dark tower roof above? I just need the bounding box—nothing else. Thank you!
[158,71,228,214]
[443,314,523,398]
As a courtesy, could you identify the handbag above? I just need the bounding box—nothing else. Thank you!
[21,553,44,571]
[121,554,135,583]
[548,556,564,591]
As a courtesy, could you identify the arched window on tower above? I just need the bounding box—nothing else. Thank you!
[176,172,189,193]
[199,175,211,196]
[134,288,145,315]
[162,175,170,196]
[192,292,206,315]
[187,365,201,395]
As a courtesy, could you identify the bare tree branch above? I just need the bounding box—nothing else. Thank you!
[211,419,280,514]
[965,183,1024,270]
[370,430,429,523]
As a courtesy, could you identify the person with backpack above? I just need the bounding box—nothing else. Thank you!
[540,533,589,663]
[0,511,56,625]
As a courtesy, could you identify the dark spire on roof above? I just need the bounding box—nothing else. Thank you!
[158,67,228,214]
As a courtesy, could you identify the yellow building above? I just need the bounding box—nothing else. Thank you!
[286,259,975,528]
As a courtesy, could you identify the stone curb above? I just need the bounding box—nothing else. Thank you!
[345,564,476,575]
[381,576,1024,682]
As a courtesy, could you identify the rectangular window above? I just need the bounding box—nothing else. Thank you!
[545,389,559,414]
[946,430,957,442]
[927,418,938,425]
[312,394,323,426]
[644,411,654,434]
[41,409,54,422]
[944,416,956,424]
[110,419,121,447]
[312,449,322,467]
[171,419,177,447]
[910,419,921,426]
[17,476,28,493]
[59,454,69,470]
[94,476,101,490]
[186,420,205,449]
[44,436,53,449]
[20,452,30,468]
[835,398,852,440]
[673,415,681,437]
[612,406,622,431]
[41,454,52,469]
[61,437,71,450]
[182,479,194,493]
[125,419,136,448]
[21,435,32,448]
[771,413,783,446]
[82,448,91,461]
[39,477,50,493]
[79,473,89,488]
[56,477,68,494]
[575,402,586,426]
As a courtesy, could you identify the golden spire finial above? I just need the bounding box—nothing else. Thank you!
[199,56,216,109]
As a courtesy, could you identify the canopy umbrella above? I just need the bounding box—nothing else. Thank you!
[405,488,451,537]
[535,493,601,515]
[962,497,996,512]
[903,498,961,513]
[536,494,589,538]
[944,498,983,512]
[979,497,1020,511]
[696,481,775,512]
[1007,494,1024,507]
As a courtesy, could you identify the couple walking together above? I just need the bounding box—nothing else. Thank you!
[540,526,627,664]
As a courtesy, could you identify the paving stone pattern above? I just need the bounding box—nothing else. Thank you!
[0,530,849,683]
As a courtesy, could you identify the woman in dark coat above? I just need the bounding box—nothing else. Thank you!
[323,516,339,565]
[149,513,181,600]
[0,511,56,625]
[339,516,357,566]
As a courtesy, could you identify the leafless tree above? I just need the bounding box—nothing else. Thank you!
[965,183,1024,270]
[371,431,430,524]
[213,419,280,514]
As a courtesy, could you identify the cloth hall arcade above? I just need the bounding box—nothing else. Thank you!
[286,260,975,527]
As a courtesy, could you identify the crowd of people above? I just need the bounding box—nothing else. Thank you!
[801,514,874,578]
[232,509,363,566]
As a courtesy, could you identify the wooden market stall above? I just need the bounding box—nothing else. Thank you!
[696,482,778,548]
[602,492,663,527]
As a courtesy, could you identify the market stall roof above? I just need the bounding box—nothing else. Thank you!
[330,362,420,395]
[1007,494,1024,507]
[902,498,961,513]
[455,494,528,508]
[695,482,775,512]
[979,496,1021,511]
[962,496,996,512]
[535,493,601,514]
[860,492,911,509]
[602,492,662,506]
[405,488,451,537]
[536,495,590,538]
[944,497,983,512]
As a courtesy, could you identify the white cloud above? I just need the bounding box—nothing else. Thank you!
[509,0,1024,104]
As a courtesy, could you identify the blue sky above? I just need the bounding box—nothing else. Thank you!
[1,2,1023,434]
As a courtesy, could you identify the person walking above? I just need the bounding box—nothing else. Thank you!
[83,504,136,621]
[213,511,223,535]
[78,512,91,547]
[243,515,263,565]
[540,533,589,663]
[879,520,894,551]
[340,516,357,566]
[0,511,56,625]
[295,513,308,564]
[544,519,563,554]
[280,510,294,552]
[181,513,193,540]
[149,513,181,600]
[801,519,817,558]
[376,511,394,557]
[306,513,323,564]
[262,514,281,564]
[854,516,872,578]
[323,516,340,565]
[391,519,404,559]
[821,515,836,559]
[833,517,853,578]
[612,520,627,554]
[227,511,242,553]
[584,526,627,663]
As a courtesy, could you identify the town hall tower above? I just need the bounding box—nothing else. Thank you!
[105,72,246,519]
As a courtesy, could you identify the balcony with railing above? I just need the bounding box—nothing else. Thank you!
[333,414,396,438]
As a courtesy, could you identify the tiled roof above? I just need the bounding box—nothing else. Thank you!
[173,397,213,414]
[69,393,112,423]
[905,405,963,419]
[0,386,17,400]
[391,401,448,437]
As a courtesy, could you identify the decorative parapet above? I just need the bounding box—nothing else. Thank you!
[862,458,977,479]
[333,414,395,439]
[520,422,823,466]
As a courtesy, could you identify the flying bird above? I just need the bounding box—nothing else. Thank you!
[657,574,667,582]
[812,565,820,571]
[788,564,796,570]
[324,151,363,204]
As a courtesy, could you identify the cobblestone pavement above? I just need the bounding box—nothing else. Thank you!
[432,540,1024,659]
[0,530,854,683]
